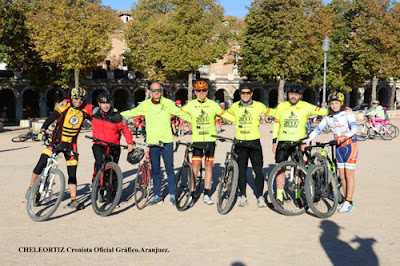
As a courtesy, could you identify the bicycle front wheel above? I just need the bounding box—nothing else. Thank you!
[134,162,151,210]
[304,164,338,218]
[27,169,65,222]
[380,124,396,140]
[267,161,308,216]
[12,133,30,142]
[217,159,239,215]
[176,161,193,211]
[91,162,123,216]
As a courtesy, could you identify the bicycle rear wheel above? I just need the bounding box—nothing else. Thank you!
[267,161,308,216]
[217,159,239,215]
[27,169,65,222]
[304,164,338,218]
[91,162,123,216]
[176,161,193,211]
[390,124,399,138]
[134,161,151,210]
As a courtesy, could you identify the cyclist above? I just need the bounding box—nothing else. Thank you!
[272,83,328,207]
[305,92,358,213]
[367,100,386,128]
[91,92,135,200]
[180,80,234,205]
[121,82,192,205]
[25,87,92,209]
[227,84,275,208]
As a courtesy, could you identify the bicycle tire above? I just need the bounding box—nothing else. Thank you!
[12,133,30,142]
[367,127,377,140]
[27,168,65,222]
[91,162,123,216]
[267,161,308,216]
[390,124,399,138]
[134,161,151,210]
[356,123,368,141]
[380,124,396,140]
[176,161,193,211]
[304,164,339,218]
[217,159,239,215]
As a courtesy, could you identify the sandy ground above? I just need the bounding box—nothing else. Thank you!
[1,120,400,265]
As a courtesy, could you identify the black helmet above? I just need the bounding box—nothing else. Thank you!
[127,148,145,165]
[97,92,111,103]
[239,83,254,92]
[288,83,303,94]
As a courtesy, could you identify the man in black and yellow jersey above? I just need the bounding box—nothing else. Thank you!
[26,87,92,209]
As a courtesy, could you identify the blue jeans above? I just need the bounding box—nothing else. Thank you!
[149,142,175,197]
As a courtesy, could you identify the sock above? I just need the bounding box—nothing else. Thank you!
[277,189,284,201]
[204,189,210,196]
[295,189,302,199]
[346,197,353,204]
[71,197,76,201]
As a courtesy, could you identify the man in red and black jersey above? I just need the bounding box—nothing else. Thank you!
[91,92,134,183]
[26,87,92,209]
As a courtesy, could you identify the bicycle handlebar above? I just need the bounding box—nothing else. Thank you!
[135,141,167,150]
[173,141,209,153]
[210,135,261,151]
[85,135,128,149]
[280,138,308,150]
[44,139,78,156]
[311,140,337,148]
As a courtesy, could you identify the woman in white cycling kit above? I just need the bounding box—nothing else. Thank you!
[305,92,358,213]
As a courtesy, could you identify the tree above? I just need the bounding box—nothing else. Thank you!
[123,0,229,84]
[240,0,330,103]
[387,1,400,109]
[349,0,393,104]
[26,0,120,88]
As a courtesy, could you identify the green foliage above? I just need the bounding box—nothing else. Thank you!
[123,0,229,82]
[26,0,120,87]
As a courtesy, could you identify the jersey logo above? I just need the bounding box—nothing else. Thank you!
[238,109,253,124]
[196,110,209,124]
[284,112,298,128]
[69,116,79,125]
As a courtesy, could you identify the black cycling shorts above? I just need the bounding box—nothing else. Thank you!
[275,141,296,164]
[192,142,216,161]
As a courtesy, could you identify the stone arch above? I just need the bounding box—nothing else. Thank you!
[0,88,17,122]
[303,88,317,105]
[233,89,240,103]
[133,88,146,106]
[44,87,66,116]
[175,88,188,105]
[377,86,391,108]
[350,88,359,108]
[253,87,264,102]
[364,87,372,104]
[112,87,131,112]
[215,89,225,103]
[90,87,109,106]
[19,87,40,119]
[269,89,278,108]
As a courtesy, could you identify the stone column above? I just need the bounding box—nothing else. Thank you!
[16,98,23,121]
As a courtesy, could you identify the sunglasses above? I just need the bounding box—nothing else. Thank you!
[196,89,208,93]
[74,97,84,101]
[151,89,162,92]
[240,91,252,95]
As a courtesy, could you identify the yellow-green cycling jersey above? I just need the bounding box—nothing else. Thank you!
[227,101,275,141]
[181,98,234,142]
[273,100,328,141]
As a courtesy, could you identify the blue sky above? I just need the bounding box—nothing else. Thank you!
[101,0,253,18]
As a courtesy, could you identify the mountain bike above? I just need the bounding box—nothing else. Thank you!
[267,138,318,216]
[12,128,39,142]
[134,142,165,210]
[174,141,208,211]
[26,140,69,222]
[304,140,340,218]
[86,136,125,216]
[211,135,241,215]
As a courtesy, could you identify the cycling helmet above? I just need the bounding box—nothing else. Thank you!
[239,83,254,92]
[328,91,344,103]
[175,100,181,105]
[127,148,145,165]
[97,92,111,103]
[287,83,303,94]
[194,81,208,90]
[371,100,379,104]
[71,87,87,100]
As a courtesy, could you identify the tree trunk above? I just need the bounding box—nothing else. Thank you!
[74,69,80,88]
[371,75,378,103]
[188,73,193,101]
[278,75,285,104]
[390,80,397,110]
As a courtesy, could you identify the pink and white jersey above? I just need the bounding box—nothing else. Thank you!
[306,110,358,146]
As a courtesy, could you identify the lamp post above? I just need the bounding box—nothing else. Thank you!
[322,36,331,107]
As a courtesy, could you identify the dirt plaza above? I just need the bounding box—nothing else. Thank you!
[1,121,399,265]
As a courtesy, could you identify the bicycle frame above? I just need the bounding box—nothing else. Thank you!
[38,151,59,199]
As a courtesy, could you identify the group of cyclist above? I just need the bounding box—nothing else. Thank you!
[25,80,360,214]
